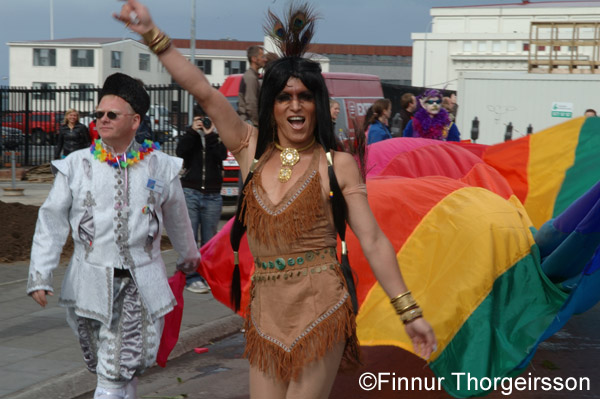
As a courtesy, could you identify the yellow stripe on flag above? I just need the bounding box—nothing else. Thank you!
[357,189,535,362]
[525,117,584,229]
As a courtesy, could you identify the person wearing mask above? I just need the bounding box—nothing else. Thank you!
[54,109,90,159]
[403,89,460,142]
[366,98,393,145]
[176,107,227,293]
[238,45,267,127]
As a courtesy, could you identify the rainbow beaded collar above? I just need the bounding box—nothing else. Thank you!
[90,139,159,168]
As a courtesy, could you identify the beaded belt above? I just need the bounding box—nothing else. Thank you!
[252,248,339,282]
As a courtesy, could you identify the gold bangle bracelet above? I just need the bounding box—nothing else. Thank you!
[152,37,171,55]
[391,294,417,315]
[399,306,423,324]
[390,291,411,303]
[142,27,161,46]
[396,303,419,315]
[142,27,172,55]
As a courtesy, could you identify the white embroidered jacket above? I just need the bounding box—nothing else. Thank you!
[27,141,200,325]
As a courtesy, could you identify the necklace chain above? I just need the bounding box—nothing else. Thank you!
[273,137,316,183]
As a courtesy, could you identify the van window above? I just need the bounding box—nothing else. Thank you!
[32,115,51,122]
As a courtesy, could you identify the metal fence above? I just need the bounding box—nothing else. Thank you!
[0,83,198,168]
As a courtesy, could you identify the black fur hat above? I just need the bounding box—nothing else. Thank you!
[99,73,150,116]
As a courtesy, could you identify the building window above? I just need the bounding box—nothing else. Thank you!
[139,53,150,71]
[195,59,212,75]
[463,42,472,52]
[111,51,122,68]
[492,42,501,53]
[32,82,56,100]
[70,83,94,101]
[71,49,94,67]
[523,43,530,51]
[537,45,546,52]
[507,41,517,52]
[33,49,56,66]
[478,41,487,52]
[224,60,246,75]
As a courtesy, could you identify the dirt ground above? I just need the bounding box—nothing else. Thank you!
[0,200,172,263]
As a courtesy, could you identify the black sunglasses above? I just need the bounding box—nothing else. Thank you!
[94,111,133,120]
[424,100,442,105]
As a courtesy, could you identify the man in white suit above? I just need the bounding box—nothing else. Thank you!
[27,73,199,399]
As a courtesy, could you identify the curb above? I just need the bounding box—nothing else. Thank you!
[5,314,244,399]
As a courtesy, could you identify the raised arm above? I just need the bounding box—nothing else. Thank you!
[114,0,251,163]
[333,152,437,359]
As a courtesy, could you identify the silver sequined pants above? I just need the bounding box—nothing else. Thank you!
[66,276,164,389]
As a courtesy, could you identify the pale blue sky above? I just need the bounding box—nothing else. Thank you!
[0,0,558,84]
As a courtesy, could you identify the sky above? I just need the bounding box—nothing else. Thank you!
[0,0,548,85]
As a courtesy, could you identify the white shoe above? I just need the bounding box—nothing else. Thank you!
[186,280,210,294]
[124,377,138,399]
[94,387,125,399]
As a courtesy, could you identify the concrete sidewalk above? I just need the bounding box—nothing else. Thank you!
[0,180,243,399]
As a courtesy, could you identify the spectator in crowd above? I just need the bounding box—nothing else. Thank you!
[134,113,156,143]
[584,109,597,117]
[449,93,458,120]
[89,118,99,141]
[28,72,199,399]
[54,109,90,159]
[176,107,227,294]
[238,45,267,127]
[442,97,455,122]
[366,98,393,145]
[330,98,340,124]
[399,93,417,131]
[403,89,460,142]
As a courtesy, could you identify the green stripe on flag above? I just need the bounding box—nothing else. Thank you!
[430,245,567,398]
[554,117,600,217]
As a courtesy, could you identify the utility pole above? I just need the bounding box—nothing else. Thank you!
[50,0,54,40]
[188,0,196,125]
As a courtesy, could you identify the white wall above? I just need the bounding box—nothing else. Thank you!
[412,5,600,90]
[457,72,600,144]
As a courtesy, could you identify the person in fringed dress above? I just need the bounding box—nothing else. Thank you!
[115,1,437,398]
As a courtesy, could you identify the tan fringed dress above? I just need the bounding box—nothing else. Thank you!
[240,144,360,382]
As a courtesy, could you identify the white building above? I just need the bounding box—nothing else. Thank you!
[8,38,171,90]
[412,1,600,91]
[7,37,331,90]
[8,36,412,91]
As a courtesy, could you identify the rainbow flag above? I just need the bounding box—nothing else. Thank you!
[193,117,600,397]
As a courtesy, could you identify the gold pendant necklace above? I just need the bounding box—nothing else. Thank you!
[274,137,316,183]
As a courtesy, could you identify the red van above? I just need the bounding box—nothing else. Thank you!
[1,111,64,145]
[217,72,383,201]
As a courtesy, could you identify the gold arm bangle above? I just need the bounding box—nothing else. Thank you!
[142,27,172,55]
[399,307,423,324]
[390,291,411,303]
[141,27,161,46]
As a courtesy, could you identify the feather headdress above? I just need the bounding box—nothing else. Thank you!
[265,3,318,58]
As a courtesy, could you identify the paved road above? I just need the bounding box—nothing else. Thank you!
[68,302,600,399]
[3,180,600,399]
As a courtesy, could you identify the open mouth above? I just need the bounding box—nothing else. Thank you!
[287,116,305,129]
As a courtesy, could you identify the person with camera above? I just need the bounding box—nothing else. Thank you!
[176,106,227,293]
